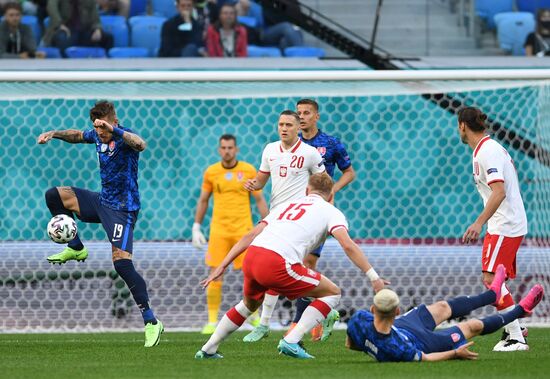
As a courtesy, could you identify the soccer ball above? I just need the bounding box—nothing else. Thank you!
[47,214,77,243]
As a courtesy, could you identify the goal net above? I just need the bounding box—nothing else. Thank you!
[0,74,549,332]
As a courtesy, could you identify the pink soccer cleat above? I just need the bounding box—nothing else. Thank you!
[519,284,544,317]
[489,264,507,305]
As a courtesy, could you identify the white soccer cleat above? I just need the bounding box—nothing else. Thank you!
[493,339,529,352]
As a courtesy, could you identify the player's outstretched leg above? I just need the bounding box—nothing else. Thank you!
[197,299,257,358]
[45,187,88,264]
[243,291,278,342]
[113,258,163,347]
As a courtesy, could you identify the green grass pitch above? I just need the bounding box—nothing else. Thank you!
[1,329,549,378]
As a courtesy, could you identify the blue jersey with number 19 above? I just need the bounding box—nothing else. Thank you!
[82,125,140,212]
[300,129,351,178]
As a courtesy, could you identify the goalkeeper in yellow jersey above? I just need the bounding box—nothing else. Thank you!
[193,134,269,334]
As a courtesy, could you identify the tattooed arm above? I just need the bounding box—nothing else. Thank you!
[37,130,84,144]
[93,119,146,152]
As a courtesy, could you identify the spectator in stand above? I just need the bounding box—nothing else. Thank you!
[195,0,219,30]
[206,2,247,57]
[525,9,550,57]
[97,0,130,18]
[43,0,113,57]
[159,0,204,57]
[0,2,45,58]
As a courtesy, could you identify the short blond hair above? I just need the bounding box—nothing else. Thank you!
[308,172,333,198]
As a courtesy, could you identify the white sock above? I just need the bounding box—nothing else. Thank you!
[259,293,279,327]
[202,300,252,354]
[499,304,525,343]
[284,294,340,344]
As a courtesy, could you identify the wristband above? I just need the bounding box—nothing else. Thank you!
[366,268,380,281]
[192,222,201,231]
[112,127,124,137]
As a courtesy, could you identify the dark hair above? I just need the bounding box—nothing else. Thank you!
[457,107,487,132]
[90,101,116,122]
[4,2,23,14]
[279,110,301,124]
[219,134,237,145]
[217,3,237,28]
[297,98,319,112]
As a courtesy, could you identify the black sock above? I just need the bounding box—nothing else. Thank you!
[481,306,524,335]
[448,290,496,319]
[114,259,156,324]
[292,298,312,323]
[45,187,84,250]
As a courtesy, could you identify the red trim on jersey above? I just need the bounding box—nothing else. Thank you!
[473,136,491,157]
[290,140,302,153]
[258,170,270,175]
[329,225,347,235]
[487,179,504,186]
[279,144,283,153]
[227,307,246,326]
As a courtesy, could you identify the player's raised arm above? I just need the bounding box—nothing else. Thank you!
[37,130,85,144]
[93,119,146,152]
[331,228,387,292]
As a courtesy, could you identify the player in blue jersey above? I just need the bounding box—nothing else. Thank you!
[294,98,356,340]
[346,265,544,362]
[37,101,163,347]
[244,99,357,343]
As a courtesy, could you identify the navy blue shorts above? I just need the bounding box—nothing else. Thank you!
[73,187,138,253]
[395,305,467,353]
[310,242,325,257]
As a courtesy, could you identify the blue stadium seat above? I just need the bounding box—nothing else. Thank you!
[284,46,325,58]
[476,0,514,29]
[65,46,107,58]
[494,12,535,55]
[129,16,166,57]
[247,1,264,29]
[247,45,281,57]
[152,0,178,18]
[517,0,550,14]
[129,0,148,17]
[36,47,61,58]
[108,47,149,58]
[237,16,258,28]
[100,15,129,48]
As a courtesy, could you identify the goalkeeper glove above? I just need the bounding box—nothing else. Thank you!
[192,222,207,249]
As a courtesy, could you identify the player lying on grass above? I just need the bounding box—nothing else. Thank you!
[196,173,387,359]
[346,264,544,362]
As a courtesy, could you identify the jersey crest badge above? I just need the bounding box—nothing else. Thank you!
[109,141,116,151]
[100,144,108,153]
[279,166,287,177]
[317,147,327,156]
[237,171,244,181]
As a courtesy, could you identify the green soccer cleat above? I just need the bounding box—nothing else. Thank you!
[278,339,315,359]
[47,247,89,264]
[320,309,340,342]
[243,324,270,342]
[201,322,217,335]
[144,320,164,348]
[195,350,224,359]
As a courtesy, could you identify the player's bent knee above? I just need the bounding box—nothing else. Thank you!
[243,297,262,312]
[468,319,484,335]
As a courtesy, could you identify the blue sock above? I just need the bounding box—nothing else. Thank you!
[481,306,524,335]
[113,259,156,324]
[448,290,496,319]
[293,298,311,323]
[45,187,84,251]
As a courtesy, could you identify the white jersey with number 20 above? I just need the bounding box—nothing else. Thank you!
[251,194,348,264]
[259,140,325,209]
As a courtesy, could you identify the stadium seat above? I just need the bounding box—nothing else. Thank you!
[100,15,129,48]
[284,46,325,58]
[247,1,264,29]
[129,16,166,57]
[237,16,258,29]
[108,47,149,58]
[517,0,550,14]
[129,0,148,17]
[247,45,282,57]
[494,12,536,55]
[475,0,514,29]
[65,46,107,58]
[152,0,178,18]
[36,47,61,58]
